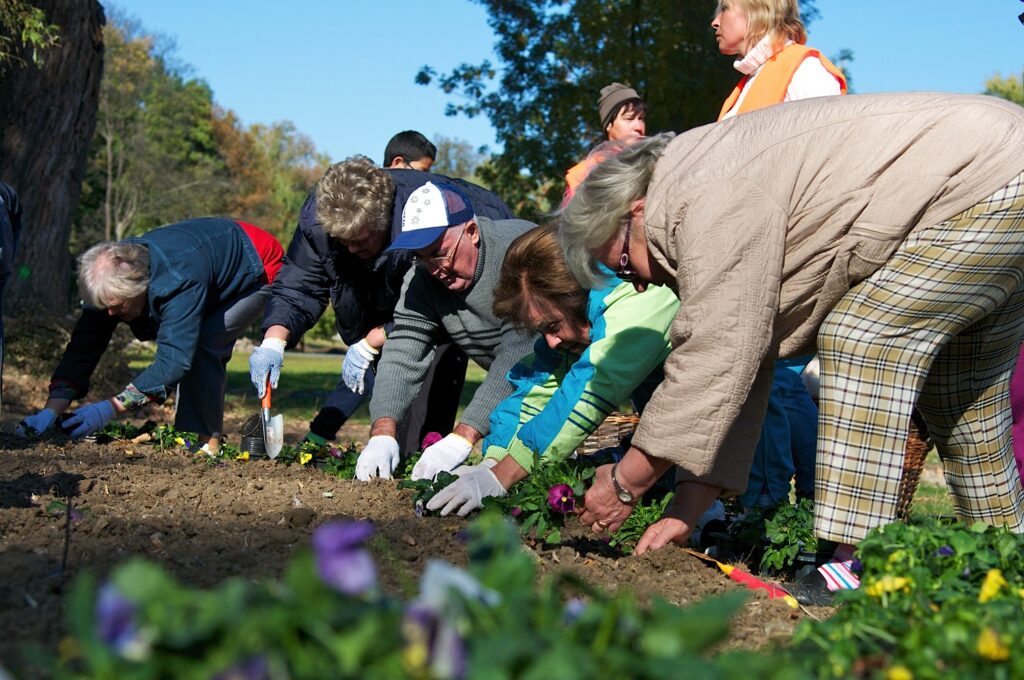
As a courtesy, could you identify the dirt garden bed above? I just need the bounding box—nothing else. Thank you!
[0,427,819,675]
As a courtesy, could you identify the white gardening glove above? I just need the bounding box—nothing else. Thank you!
[355,435,400,481]
[342,338,378,395]
[249,337,286,398]
[411,433,474,481]
[63,400,116,439]
[801,356,820,401]
[16,408,58,437]
[426,459,505,517]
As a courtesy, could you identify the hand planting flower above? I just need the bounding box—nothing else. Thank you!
[421,431,444,450]
[547,484,575,514]
[312,521,377,596]
[96,583,149,661]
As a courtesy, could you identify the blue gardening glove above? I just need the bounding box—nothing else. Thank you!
[249,338,286,398]
[342,338,378,395]
[426,459,504,517]
[355,435,400,481]
[64,400,116,439]
[412,433,474,481]
[16,408,58,437]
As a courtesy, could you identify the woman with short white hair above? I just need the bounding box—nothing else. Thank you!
[18,217,283,445]
[560,92,1024,555]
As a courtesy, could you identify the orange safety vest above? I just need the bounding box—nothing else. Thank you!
[717,43,847,121]
[562,152,606,206]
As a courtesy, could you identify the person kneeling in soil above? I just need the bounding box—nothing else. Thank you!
[17,218,283,446]
[426,225,679,516]
[356,181,537,481]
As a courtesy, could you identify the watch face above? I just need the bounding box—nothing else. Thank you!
[616,489,633,503]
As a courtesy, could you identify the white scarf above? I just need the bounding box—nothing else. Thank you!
[733,35,792,76]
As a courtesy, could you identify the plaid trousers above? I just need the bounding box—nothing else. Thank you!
[815,172,1024,544]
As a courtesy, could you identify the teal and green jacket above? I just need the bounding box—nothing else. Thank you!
[483,281,679,473]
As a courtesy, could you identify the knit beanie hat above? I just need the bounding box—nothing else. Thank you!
[598,82,641,129]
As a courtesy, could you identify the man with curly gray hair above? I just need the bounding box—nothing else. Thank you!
[250,155,514,457]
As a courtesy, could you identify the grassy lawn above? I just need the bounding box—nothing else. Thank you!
[132,348,488,427]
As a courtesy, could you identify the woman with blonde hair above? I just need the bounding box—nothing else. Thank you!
[713,0,845,120]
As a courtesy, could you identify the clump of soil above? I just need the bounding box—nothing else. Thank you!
[0,433,821,676]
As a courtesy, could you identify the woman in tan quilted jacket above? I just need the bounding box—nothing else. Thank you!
[559,92,1024,553]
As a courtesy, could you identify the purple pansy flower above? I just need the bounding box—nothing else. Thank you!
[329,447,345,459]
[96,583,146,659]
[936,545,955,557]
[402,604,466,680]
[312,521,377,596]
[562,598,587,624]
[421,432,444,450]
[214,655,271,680]
[509,506,523,518]
[547,484,575,514]
[849,558,863,573]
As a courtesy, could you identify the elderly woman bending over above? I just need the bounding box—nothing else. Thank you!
[425,225,678,516]
[18,218,283,444]
[559,92,1024,554]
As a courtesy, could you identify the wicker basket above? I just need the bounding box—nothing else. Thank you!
[896,417,931,520]
[576,410,931,521]
[576,412,640,457]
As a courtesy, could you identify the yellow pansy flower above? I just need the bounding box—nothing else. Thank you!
[886,665,913,680]
[977,627,1010,661]
[979,569,1008,603]
[299,452,313,466]
[174,436,185,446]
[865,575,910,597]
[235,451,250,461]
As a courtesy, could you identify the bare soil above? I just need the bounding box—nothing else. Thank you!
[0,418,828,676]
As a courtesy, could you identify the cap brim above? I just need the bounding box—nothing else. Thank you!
[386,225,447,252]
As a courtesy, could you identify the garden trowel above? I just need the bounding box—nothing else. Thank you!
[261,382,284,459]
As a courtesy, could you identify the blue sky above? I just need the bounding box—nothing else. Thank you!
[107,0,1023,163]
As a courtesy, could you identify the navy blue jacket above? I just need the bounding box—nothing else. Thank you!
[50,218,268,402]
[261,169,514,346]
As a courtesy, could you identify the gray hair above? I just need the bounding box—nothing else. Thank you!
[557,133,674,289]
[315,155,395,240]
[78,241,150,308]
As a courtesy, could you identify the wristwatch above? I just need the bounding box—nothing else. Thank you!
[610,463,635,504]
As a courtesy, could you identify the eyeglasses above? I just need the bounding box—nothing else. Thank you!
[616,215,637,282]
[416,225,467,272]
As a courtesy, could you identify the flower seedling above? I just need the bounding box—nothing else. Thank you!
[399,471,459,516]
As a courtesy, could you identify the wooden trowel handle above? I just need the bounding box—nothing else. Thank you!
[261,382,273,409]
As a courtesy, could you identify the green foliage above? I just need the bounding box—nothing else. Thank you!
[417,0,821,216]
[726,498,819,574]
[398,471,459,516]
[0,0,59,72]
[985,73,1024,105]
[57,514,780,679]
[483,456,596,544]
[609,492,674,554]
[784,520,1024,678]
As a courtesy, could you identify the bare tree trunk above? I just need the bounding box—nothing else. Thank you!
[0,0,105,315]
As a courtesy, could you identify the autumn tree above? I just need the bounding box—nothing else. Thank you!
[985,72,1023,105]
[76,14,226,245]
[418,0,828,216]
[0,0,103,313]
[431,135,486,183]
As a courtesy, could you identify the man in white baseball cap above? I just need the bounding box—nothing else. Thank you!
[354,181,539,481]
